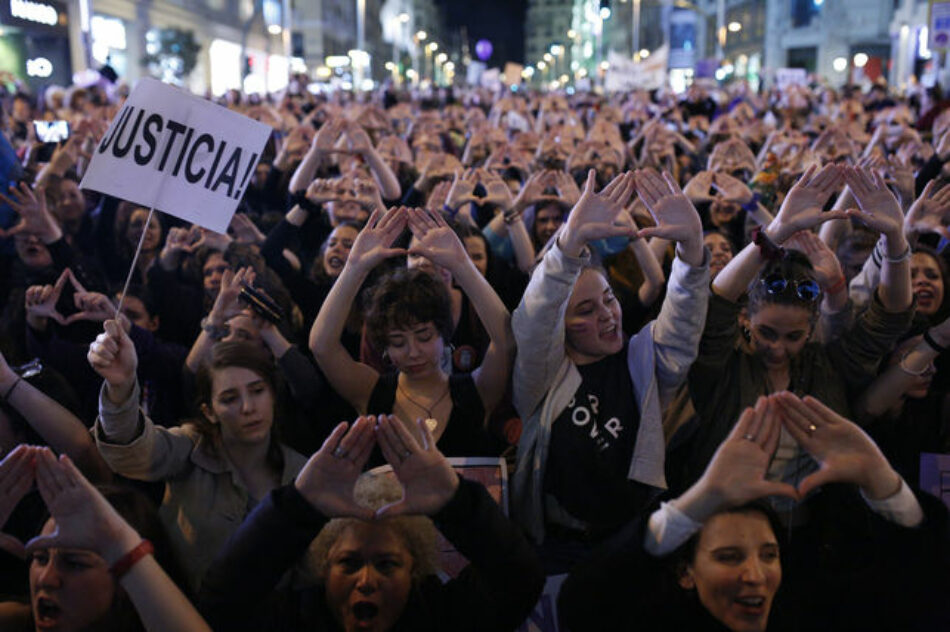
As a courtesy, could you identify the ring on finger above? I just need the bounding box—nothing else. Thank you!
[807,424,817,435]
[332,446,347,459]
[742,433,755,441]
[402,450,412,460]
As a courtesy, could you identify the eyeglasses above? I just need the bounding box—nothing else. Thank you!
[761,274,821,302]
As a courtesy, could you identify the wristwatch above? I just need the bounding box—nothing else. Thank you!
[200,316,229,341]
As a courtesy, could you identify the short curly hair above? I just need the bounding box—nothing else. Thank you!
[306,473,440,584]
[364,267,453,351]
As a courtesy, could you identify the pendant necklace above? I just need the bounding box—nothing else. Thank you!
[397,381,450,433]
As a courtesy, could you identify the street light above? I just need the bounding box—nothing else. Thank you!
[853,52,868,68]
[415,30,427,41]
[727,21,742,33]
[398,12,409,23]
[600,6,611,20]
[832,57,847,72]
[639,48,650,59]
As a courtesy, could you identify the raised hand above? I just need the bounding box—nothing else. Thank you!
[347,206,408,273]
[481,170,514,210]
[0,182,61,243]
[344,121,373,155]
[294,417,377,520]
[512,171,547,212]
[559,170,637,257]
[375,415,459,518]
[425,180,452,213]
[554,170,582,206]
[712,171,754,205]
[0,445,36,558]
[446,169,478,210]
[785,231,844,293]
[774,392,901,500]
[67,289,117,326]
[24,268,70,327]
[313,118,346,155]
[843,166,905,240]
[406,207,468,270]
[87,319,138,401]
[159,226,191,271]
[306,178,344,205]
[26,448,141,565]
[673,397,798,523]
[634,169,704,266]
[905,180,950,240]
[683,171,716,204]
[208,266,254,327]
[768,163,848,244]
[229,213,266,245]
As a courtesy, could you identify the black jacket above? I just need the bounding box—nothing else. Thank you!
[198,478,544,631]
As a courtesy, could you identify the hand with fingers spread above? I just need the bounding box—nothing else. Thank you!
[481,170,515,210]
[683,171,716,204]
[0,444,37,559]
[208,266,255,329]
[0,182,62,243]
[294,417,377,520]
[672,397,799,524]
[375,415,459,518]
[712,171,754,206]
[25,268,71,329]
[512,171,548,212]
[767,164,848,244]
[344,121,374,155]
[425,180,453,213]
[634,169,705,266]
[229,213,266,245]
[554,170,582,206]
[785,231,844,294]
[446,169,479,211]
[313,118,346,155]
[773,392,901,500]
[87,319,138,403]
[843,166,906,241]
[68,290,117,325]
[905,180,950,240]
[27,448,141,564]
[159,226,191,271]
[407,207,469,270]
[347,206,408,274]
[306,178,344,205]
[559,170,638,258]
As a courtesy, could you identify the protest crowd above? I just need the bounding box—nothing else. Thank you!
[0,69,948,631]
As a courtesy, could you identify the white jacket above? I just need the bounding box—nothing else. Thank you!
[511,242,710,543]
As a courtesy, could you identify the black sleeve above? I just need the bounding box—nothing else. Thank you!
[557,509,677,632]
[197,485,329,631]
[430,478,545,632]
[916,154,946,197]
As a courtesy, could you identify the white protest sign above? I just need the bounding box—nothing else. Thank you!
[775,67,808,90]
[80,78,272,234]
[605,45,668,92]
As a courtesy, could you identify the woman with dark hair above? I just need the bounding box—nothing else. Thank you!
[87,324,307,591]
[512,169,709,571]
[559,393,950,632]
[679,164,915,493]
[0,446,210,631]
[310,206,513,459]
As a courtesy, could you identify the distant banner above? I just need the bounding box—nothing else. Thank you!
[80,78,271,233]
[605,44,668,92]
[504,62,524,86]
[775,67,808,90]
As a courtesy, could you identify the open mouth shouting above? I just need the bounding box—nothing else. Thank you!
[34,596,63,629]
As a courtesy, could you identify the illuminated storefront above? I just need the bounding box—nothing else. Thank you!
[0,0,72,89]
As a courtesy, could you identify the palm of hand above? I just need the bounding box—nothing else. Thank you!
[651,194,701,240]
[907,199,949,234]
[705,440,772,506]
[413,226,463,266]
[853,189,902,233]
[808,249,841,286]
[394,456,457,515]
[301,455,364,517]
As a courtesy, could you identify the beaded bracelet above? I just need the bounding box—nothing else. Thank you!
[110,540,154,579]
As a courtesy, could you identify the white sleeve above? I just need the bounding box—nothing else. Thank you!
[860,477,925,528]
[644,501,704,557]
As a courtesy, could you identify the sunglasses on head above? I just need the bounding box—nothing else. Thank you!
[761,273,821,302]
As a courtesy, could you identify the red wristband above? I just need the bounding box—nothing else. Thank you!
[110,540,154,579]
[825,276,846,295]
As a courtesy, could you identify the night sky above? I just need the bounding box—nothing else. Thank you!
[435,0,528,65]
